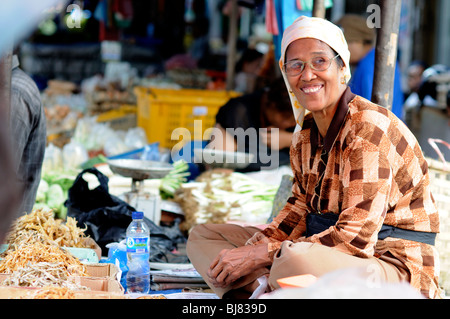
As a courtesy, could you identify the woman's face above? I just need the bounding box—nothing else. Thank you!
[285,38,346,116]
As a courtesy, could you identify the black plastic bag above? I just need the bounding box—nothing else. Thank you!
[65,167,136,254]
[65,167,187,260]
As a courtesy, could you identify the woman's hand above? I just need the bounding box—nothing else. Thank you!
[206,244,271,288]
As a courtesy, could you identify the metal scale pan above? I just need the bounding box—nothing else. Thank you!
[107,159,172,224]
[107,159,173,191]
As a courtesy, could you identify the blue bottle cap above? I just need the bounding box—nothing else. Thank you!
[132,211,144,219]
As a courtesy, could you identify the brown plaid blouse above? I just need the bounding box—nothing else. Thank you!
[247,87,441,298]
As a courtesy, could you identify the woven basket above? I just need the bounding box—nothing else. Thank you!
[427,139,450,294]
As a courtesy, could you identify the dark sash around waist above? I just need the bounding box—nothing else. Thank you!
[305,213,436,246]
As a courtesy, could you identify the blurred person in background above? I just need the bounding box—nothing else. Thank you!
[234,48,264,94]
[336,14,404,121]
[207,77,296,172]
[10,52,46,217]
[406,61,427,98]
[403,61,427,110]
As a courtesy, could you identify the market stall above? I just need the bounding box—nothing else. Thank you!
[0,0,448,301]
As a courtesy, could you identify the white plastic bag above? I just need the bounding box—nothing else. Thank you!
[42,143,63,171]
[124,127,147,150]
[62,140,88,170]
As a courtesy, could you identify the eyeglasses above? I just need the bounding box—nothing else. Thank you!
[283,54,340,76]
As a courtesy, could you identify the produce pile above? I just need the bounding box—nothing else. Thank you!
[86,83,136,114]
[174,169,278,231]
[0,209,93,291]
[34,170,77,220]
[159,160,190,199]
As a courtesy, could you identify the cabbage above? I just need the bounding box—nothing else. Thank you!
[46,184,65,209]
[35,179,49,203]
[33,170,77,220]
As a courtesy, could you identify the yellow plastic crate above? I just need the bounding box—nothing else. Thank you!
[96,104,137,122]
[96,104,137,131]
[135,87,241,149]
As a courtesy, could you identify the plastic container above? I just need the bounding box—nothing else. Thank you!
[101,241,129,290]
[126,211,150,294]
[135,86,241,149]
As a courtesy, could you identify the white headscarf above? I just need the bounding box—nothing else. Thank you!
[279,16,351,131]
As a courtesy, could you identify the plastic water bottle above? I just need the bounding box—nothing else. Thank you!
[126,211,150,294]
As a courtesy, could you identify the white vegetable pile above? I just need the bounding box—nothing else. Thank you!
[174,170,278,231]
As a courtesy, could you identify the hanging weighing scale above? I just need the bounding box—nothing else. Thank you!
[107,159,173,225]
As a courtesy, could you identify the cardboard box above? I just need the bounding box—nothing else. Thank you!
[0,286,127,299]
[77,263,124,293]
[0,276,124,298]
[85,263,120,279]
[0,263,125,297]
[72,276,124,294]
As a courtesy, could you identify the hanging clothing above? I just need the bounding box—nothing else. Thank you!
[265,0,334,61]
[265,0,279,35]
[297,0,333,11]
[238,0,265,8]
[94,0,133,41]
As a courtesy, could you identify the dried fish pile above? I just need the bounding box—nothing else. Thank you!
[27,286,77,299]
[0,241,88,276]
[1,261,87,290]
[0,241,89,290]
[5,208,91,249]
[0,209,91,291]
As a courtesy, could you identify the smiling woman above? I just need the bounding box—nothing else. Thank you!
[187,16,441,300]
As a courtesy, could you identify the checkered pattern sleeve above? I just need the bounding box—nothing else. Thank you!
[246,176,309,259]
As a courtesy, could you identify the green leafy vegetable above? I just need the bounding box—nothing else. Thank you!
[175,170,278,231]
[33,169,77,219]
[159,160,190,199]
